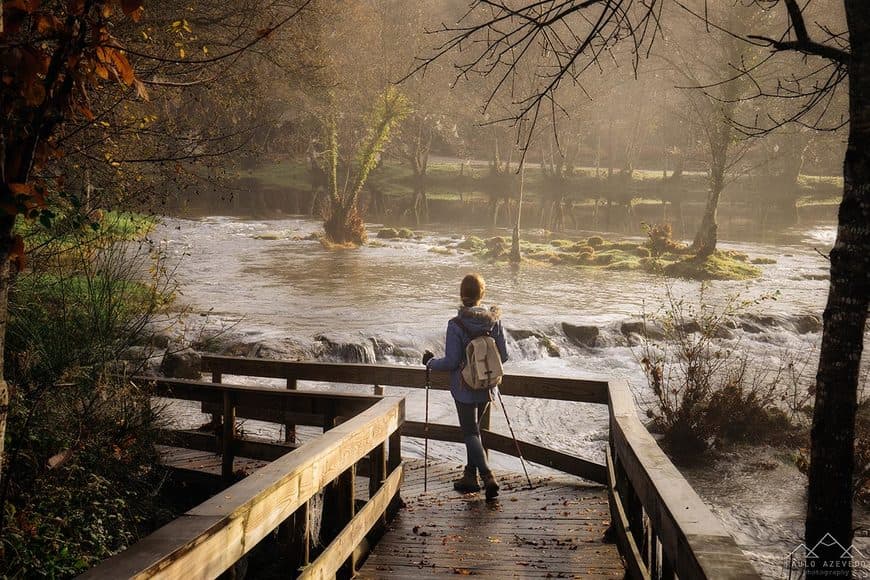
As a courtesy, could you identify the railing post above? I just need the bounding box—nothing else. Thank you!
[387,427,403,518]
[321,466,356,577]
[221,391,236,482]
[210,370,222,433]
[285,377,297,443]
[369,442,388,529]
[373,383,383,396]
[279,500,311,572]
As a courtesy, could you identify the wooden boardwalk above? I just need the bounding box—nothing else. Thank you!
[359,459,623,579]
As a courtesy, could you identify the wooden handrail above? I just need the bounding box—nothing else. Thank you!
[82,396,405,579]
[201,355,610,404]
[607,380,760,579]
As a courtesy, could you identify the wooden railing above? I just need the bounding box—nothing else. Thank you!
[82,378,404,580]
[200,355,760,580]
[84,355,760,579]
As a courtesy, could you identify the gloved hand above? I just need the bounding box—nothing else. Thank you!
[422,350,434,366]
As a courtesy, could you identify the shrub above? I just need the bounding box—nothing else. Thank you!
[643,222,684,257]
[636,284,805,459]
[486,236,507,258]
[397,228,414,239]
[1,224,176,575]
[587,236,604,247]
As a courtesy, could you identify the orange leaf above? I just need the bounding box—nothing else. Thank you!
[95,63,109,80]
[109,48,134,85]
[9,183,35,197]
[78,103,95,120]
[129,6,144,22]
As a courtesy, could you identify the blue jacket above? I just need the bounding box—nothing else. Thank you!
[427,305,509,404]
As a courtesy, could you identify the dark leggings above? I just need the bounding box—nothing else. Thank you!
[455,400,492,475]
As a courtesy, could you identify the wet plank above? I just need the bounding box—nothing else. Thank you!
[358,459,623,579]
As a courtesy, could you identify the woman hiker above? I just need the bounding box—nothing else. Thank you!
[422,272,509,500]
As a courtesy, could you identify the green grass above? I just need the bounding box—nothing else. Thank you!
[17,210,157,253]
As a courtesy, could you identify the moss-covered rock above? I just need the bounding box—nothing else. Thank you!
[377,228,399,239]
[587,236,604,247]
[751,257,777,265]
[550,239,571,248]
[663,252,762,280]
[397,228,415,239]
[457,235,485,251]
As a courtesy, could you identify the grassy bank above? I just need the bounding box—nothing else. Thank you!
[416,232,764,280]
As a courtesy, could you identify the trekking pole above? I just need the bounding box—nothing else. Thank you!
[496,389,533,489]
[424,366,430,492]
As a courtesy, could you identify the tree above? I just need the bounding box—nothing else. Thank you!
[419,0,866,574]
[658,5,765,256]
[320,87,409,245]
[0,0,311,500]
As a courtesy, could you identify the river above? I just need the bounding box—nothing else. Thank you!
[152,215,867,578]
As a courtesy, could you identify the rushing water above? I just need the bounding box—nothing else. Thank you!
[152,215,866,578]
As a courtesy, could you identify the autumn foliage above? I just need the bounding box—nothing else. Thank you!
[1,0,145,268]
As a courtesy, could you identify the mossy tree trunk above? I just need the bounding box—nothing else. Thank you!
[805,4,870,571]
[322,88,408,246]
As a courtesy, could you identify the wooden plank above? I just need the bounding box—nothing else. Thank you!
[300,466,403,580]
[201,401,325,429]
[402,421,606,484]
[607,380,760,579]
[135,376,379,418]
[200,355,609,404]
[88,397,404,579]
[157,430,295,462]
[607,445,650,580]
[79,515,235,580]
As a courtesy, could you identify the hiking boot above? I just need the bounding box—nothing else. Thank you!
[453,466,481,493]
[482,471,500,500]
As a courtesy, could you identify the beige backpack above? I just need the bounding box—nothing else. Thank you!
[454,318,504,390]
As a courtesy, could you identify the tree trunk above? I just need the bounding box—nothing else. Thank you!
[692,182,723,257]
[511,162,525,263]
[805,6,870,574]
[0,214,15,491]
